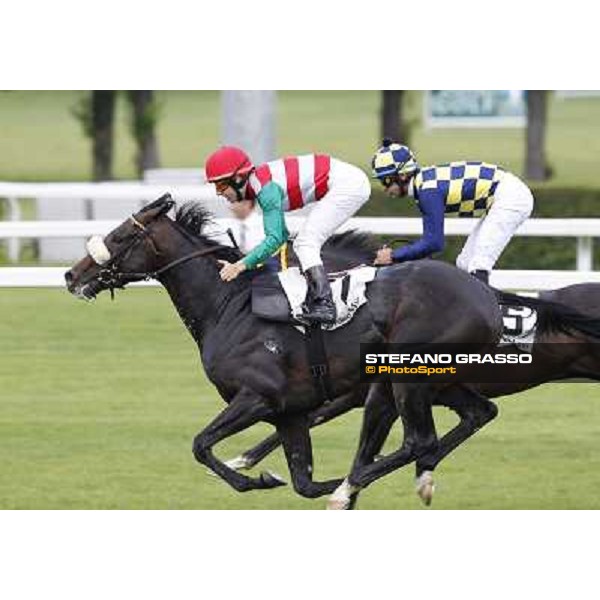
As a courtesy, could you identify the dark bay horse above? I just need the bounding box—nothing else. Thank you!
[406,284,600,506]
[64,194,502,501]
[218,284,600,508]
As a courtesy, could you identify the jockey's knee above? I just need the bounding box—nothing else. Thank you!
[456,253,469,272]
[293,237,322,271]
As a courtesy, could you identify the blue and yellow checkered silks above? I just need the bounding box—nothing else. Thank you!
[371,140,419,180]
[414,161,504,218]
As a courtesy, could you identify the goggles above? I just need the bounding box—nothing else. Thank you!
[379,175,401,188]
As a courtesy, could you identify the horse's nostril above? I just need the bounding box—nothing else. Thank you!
[65,270,74,285]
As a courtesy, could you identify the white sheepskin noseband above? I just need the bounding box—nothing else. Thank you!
[86,235,111,265]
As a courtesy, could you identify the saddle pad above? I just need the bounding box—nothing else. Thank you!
[499,304,538,352]
[279,266,376,331]
[251,266,376,331]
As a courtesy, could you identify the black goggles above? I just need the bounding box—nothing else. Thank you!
[379,175,401,188]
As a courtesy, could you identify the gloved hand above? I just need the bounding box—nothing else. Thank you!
[374,246,393,266]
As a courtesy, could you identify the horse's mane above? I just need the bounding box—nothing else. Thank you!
[174,202,217,239]
[173,202,241,262]
[172,201,378,271]
[321,229,379,270]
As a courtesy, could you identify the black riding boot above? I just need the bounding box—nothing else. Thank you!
[303,265,337,324]
[471,270,490,285]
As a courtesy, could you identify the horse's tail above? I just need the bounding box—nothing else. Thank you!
[496,289,600,340]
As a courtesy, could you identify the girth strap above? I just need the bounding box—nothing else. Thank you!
[304,324,333,404]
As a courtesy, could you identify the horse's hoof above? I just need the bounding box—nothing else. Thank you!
[259,471,287,488]
[327,498,350,510]
[327,479,359,510]
[415,471,435,506]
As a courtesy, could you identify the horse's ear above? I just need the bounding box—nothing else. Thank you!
[140,193,176,218]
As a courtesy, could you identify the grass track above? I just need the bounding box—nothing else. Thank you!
[1,288,600,509]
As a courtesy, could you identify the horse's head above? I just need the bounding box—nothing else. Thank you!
[65,193,176,300]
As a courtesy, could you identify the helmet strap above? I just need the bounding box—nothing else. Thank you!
[228,171,252,202]
[226,159,255,202]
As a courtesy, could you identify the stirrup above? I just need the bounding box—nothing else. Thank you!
[302,302,336,324]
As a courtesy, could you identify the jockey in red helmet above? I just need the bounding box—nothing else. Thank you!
[205,146,371,324]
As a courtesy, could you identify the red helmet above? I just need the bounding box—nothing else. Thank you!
[205,146,254,182]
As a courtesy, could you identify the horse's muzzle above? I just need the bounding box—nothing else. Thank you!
[64,268,101,301]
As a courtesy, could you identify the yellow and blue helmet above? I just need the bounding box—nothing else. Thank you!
[371,139,419,182]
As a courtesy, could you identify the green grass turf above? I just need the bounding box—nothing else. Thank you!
[1,287,600,509]
[1,91,600,189]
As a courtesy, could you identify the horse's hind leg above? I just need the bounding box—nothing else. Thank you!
[352,382,438,487]
[275,413,345,499]
[414,385,498,505]
[328,382,438,510]
[221,387,368,472]
[351,381,398,471]
[327,381,398,510]
[192,387,287,493]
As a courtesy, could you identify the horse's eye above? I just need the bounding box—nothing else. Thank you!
[111,232,132,245]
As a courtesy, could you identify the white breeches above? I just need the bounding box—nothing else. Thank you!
[293,160,371,271]
[456,172,534,273]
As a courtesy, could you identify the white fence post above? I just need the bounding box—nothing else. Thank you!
[7,197,21,262]
[576,236,593,271]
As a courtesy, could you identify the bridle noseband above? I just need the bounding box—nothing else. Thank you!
[93,215,232,298]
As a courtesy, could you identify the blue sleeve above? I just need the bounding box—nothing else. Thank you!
[392,188,445,262]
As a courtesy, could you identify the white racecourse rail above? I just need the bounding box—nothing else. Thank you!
[0,181,599,291]
[0,216,599,291]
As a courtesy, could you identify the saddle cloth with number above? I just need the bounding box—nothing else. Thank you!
[499,304,538,351]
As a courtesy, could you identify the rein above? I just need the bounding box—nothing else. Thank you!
[94,215,233,297]
[151,245,228,278]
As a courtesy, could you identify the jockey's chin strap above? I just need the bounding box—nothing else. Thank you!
[225,173,252,202]
[95,216,233,299]
[223,162,254,202]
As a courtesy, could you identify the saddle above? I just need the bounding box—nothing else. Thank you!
[251,265,377,330]
[251,264,376,404]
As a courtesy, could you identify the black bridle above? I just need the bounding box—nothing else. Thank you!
[94,215,234,298]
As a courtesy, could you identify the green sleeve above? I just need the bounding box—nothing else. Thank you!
[242,181,290,270]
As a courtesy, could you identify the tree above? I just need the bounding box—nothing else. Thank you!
[127,91,161,177]
[381,91,408,144]
[525,91,549,181]
[72,90,116,181]
[91,91,116,181]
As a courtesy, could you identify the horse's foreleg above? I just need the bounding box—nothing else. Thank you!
[275,413,345,499]
[222,387,368,472]
[192,388,286,493]
[414,386,498,505]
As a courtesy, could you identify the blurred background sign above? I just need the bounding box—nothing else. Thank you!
[425,90,526,128]
[556,90,600,99]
